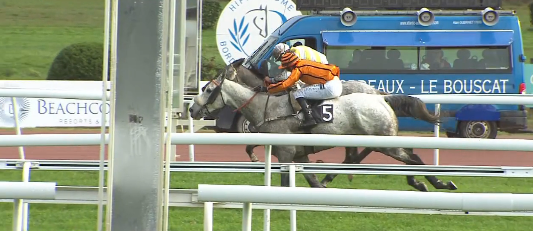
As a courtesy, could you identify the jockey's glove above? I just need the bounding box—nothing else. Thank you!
[253,85,268,93]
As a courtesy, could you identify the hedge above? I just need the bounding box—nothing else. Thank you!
[47,42,107,81]
[202,0,222,30]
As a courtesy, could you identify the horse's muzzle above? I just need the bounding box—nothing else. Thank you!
[189,103,203,119]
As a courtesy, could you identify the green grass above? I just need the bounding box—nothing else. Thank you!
[0,0,532,79]
[1,170,533,230]
[1,1,533,228]
[0,0,103,79]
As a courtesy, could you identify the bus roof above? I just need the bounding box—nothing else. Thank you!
[276,14,521,40]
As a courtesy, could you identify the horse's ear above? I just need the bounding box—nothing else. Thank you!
[258,59,269,77]
[231,58,245,68]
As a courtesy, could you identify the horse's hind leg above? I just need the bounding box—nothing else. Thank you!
[245,145,260,162]
[380,147,457,191]
[403,148,458,190]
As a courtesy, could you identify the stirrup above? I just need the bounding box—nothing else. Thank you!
[300,120,317,128]
[300,115,317,128]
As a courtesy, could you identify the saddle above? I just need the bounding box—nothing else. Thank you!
[262,82,334,129]
[287,91,334,127]
[288,93,325,112]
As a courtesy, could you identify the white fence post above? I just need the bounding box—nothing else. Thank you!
[242,202,252,231]
[434,103,441,165]
[264,145,272,231]
[203,202,213,231]
[188,103,195,162]
[10,97,30,231]
[289,164,297,231]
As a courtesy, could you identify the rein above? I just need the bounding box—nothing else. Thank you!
[254,91,296,128]
[233,91,259,112]
[204,67,296,129]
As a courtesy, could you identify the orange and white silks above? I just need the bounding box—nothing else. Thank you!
[267,59,340,94]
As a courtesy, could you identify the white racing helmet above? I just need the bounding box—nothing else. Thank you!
[272,43,290,61]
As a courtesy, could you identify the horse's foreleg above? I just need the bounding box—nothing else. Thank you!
[293,155,324,188]
[320,147,357,187]
[275,147,296,187]
[245,145,260,162]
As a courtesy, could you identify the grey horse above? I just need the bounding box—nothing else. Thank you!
[216,58,441,187]
[189,67,457,192]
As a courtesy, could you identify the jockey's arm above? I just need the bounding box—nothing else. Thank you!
[270,71,291,84]
[267,68,301,94]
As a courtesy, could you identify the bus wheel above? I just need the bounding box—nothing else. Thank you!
[458,121,497,139]
[235,116,257,133]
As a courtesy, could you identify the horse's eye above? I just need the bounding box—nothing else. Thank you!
[206,88,212,93]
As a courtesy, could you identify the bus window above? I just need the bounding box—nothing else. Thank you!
[325,45,511,74]
[325,46,418,72]
[419,46,511,72]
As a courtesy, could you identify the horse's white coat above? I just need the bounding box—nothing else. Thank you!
[190,60,454,191]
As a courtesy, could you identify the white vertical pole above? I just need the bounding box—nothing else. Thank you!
[203,202,213,231]
[105,0,119,229]
[162,0,176,230]
[97,0,111,230]
[289,164,297,231]
[188,103,195,162]
[21,162,30,231]
[196,0,203,84]
[170,117,178,160]
[11,97,27,231]
[242,202,252,231]
[167,0,177,163]
[433,103,441,166]
[263,145,272,231]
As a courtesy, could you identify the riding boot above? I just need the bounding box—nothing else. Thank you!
[296,98,317,128]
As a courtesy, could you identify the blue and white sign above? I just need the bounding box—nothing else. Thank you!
[216,0,301,64]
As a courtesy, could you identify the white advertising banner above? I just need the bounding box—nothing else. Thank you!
[0,97,110,128]
[0,80,177,128]
[0,80,107,128]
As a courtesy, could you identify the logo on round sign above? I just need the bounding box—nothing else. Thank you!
[216,0,302,65]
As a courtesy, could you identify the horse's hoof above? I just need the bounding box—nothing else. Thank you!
[347,174,354,182]
[447,181,458,190]
[417,183,429,192]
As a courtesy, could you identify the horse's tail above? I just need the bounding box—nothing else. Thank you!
[383,95,440,125]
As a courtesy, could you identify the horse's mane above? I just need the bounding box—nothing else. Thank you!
[228,78,287,97]
[229,58,265,80]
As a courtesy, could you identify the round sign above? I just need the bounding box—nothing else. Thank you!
[215,0,302,65]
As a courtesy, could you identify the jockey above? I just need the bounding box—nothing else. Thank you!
[257,52,342,128]
[267,43,329,85]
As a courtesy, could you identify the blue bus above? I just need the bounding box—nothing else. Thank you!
[213,1,530,139]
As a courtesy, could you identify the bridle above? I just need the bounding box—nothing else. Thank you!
[200,79,225,118]
[199,73,259,118]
